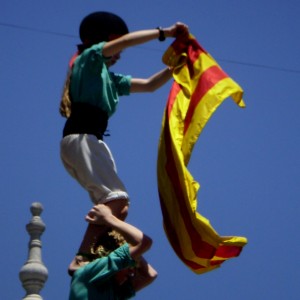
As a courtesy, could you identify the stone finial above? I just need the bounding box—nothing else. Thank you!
[19,202,48,300]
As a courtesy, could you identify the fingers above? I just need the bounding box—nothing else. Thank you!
[175,22,189,39]
[85,208,96,222]
[88,204,105,214]
[84,206,97,223]
[166,22,189,39]
[85,214,94,223]
[85,204,111,225]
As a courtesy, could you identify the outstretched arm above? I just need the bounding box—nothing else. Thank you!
[102,22,189,57]
[130,67,173,93]
[86,204,152,260]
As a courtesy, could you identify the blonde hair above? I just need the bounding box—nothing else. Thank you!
[59,69,72,118]
[91,230,126,258]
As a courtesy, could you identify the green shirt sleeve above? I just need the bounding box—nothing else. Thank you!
[109,72,132,96]
[80,244,135,283]
[69,244,136,300]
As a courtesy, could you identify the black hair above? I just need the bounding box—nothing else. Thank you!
[79,11,129,45]
[91,230,126,258]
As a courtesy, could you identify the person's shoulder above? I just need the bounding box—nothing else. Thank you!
[112,243,130,255]
[79,42,107,60]
[110,244,134,261]
[110,244,136,268]
[89,41,106,52]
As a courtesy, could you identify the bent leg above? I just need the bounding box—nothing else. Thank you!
[76,198,129,255]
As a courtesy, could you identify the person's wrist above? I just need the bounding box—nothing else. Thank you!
[103,213,118,226]
[156,26,166,41]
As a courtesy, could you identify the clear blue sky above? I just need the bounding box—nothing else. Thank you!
[1,1,300,299]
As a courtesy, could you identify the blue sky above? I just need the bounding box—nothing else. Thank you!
[1,1,300,299]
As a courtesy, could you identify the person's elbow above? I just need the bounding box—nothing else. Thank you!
[145,82,159,92]
[147,265,158,283]
[130,79,158,93]
[130,234,153,260]
[141,234,153,252]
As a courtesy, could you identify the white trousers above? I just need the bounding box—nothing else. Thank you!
[60,134,129,204]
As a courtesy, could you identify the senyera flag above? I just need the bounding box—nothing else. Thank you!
[157,35,247,274]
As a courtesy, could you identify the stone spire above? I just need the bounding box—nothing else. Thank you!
[19,202,48,300]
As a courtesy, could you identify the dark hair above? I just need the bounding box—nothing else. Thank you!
[79,11,129,45]
[91,230,126,258]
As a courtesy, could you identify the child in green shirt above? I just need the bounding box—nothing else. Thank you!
[60,11,188,276]
[68,204,157,300]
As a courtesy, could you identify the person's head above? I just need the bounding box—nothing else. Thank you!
[68,230,126,276]
[60,12,128,118]
[92,230,135,286]
[79,11,129,47]
[92,229,126,257]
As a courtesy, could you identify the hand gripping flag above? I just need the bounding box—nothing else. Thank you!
[157,35,247,274]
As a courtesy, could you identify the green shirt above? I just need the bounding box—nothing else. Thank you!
[69,244,136,300]
[70,42,132,117]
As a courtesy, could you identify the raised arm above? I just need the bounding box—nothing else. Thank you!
[102,22,189,57]
[130,67,173,93]
[86,204,152,260]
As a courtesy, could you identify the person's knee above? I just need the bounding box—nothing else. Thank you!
[119,205,128,220]
[115,202,128,220]
[106,199,129,220]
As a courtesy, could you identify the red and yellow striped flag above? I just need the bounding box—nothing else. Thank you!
[157,35,247,274]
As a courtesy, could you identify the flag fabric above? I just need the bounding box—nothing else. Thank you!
[157,35,247,274]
